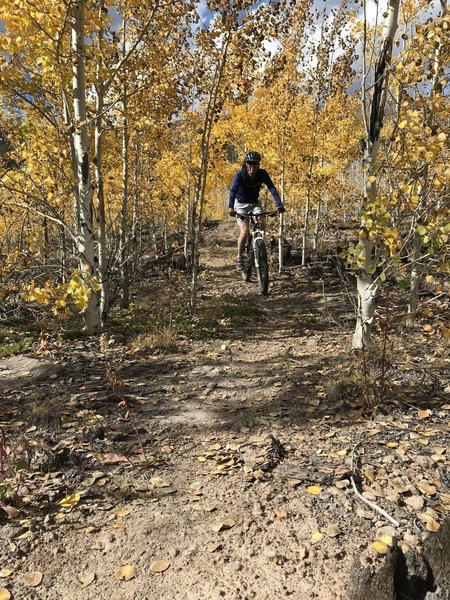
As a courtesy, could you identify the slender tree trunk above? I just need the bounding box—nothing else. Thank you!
[302,189,311,266]
[184,169,192,270]
[190,31,231,312]
[120,19,130,309]
[94,0,109,324]
[407,232,421,325]
[313,198,321,252]
[278,160,285,274]
[353,0,400,349]
[71,0,100,334]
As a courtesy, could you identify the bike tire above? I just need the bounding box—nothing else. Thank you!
[242,250,253,282]
[255,239,269,295]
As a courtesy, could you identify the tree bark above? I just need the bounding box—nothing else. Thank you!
[71,0,100,334]
[353,0,400,349]
[94,0,109,324]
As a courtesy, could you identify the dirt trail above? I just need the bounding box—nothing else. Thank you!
[1,220,449,600]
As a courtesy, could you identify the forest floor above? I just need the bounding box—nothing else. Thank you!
[0,219,449,600]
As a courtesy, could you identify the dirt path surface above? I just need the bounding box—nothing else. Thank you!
[1,220,449,600]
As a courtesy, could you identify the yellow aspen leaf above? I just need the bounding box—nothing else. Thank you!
[0,589,11,600]
[431,454,445,462]
[380,535,394,546]
[0,569,13,578]
[115,565,137,581]
[363,469,375,482]
[311,531,324,543]
[371,540,389,554]
[418,409,432,418]
[398,120,408,129]
[307,486,322,495]
[437,132,447,142]
[58,493,80,509]
[149,560,170,573]
[368,175,376,183]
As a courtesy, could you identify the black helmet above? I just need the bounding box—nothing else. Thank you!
[244,151,261,163]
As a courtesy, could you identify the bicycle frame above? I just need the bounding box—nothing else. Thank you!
[236,210,277,294]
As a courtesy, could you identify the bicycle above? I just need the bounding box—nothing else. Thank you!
[236,209,277,295]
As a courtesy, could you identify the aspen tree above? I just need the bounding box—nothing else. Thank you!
[71,0,101,334]
[353,0,401,349]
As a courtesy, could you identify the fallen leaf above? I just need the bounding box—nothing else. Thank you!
[418,510,440,532]
[431,454,445,462]
[58,493,80,509]
[22,572,43,587]
[371,540,389,554]
[0,569,13,578]
[207,543,222,553]
[363,469,375,482]
[418,410,432,419]
[78,571,95,588]
[211,519,236,532]
[115,565,136,581]
[380,535,394,546]
[0,505,19,519]
[307,486,322,495]
[114,506,130,518]
[311,531,324,543]
[98,453,129,464]
[323,524,341,537]
[405,495,425,510]
[417,481,437,495]
[335,479,350,489]
[149,560,170,573]
[0,589,11,600]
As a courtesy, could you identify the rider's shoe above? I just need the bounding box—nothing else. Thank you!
[236,257,244,270]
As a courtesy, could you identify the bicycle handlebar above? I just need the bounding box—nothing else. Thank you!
[235,210,278,219]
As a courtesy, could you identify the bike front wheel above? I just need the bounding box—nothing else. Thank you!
[255,239,269,295]
[241,250,253,282]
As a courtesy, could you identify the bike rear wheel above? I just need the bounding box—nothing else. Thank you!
[255,239,269,295]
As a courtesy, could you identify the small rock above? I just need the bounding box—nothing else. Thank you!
[376,525,398,538]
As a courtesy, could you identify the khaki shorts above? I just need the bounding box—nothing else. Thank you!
[235,202,260,225]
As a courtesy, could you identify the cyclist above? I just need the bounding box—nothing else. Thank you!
[228,151,285,268]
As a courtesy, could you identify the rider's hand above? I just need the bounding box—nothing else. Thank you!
[277,205,285,214]
[229,208,236,217]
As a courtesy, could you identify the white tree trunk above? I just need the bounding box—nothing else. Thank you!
[71,0,100,334]
[302,189,310,266]
[353,0,400,349]
[94,0,109,324]
[120,18,130,309]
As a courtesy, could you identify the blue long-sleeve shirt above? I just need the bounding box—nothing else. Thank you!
[229,168,283,209]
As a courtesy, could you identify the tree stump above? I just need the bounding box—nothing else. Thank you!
[348,518,450,600]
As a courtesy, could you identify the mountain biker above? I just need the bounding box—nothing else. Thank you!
[228,151,285,268]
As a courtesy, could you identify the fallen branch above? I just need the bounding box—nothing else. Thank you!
[350,474,400,528]
[351,434,400,528]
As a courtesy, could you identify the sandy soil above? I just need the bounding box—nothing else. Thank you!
[0,219,449,600]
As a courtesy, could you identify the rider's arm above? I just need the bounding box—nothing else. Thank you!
[261,170,283,208]
[229,170,242,209]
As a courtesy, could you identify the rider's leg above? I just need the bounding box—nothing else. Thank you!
[237,220,250,260]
